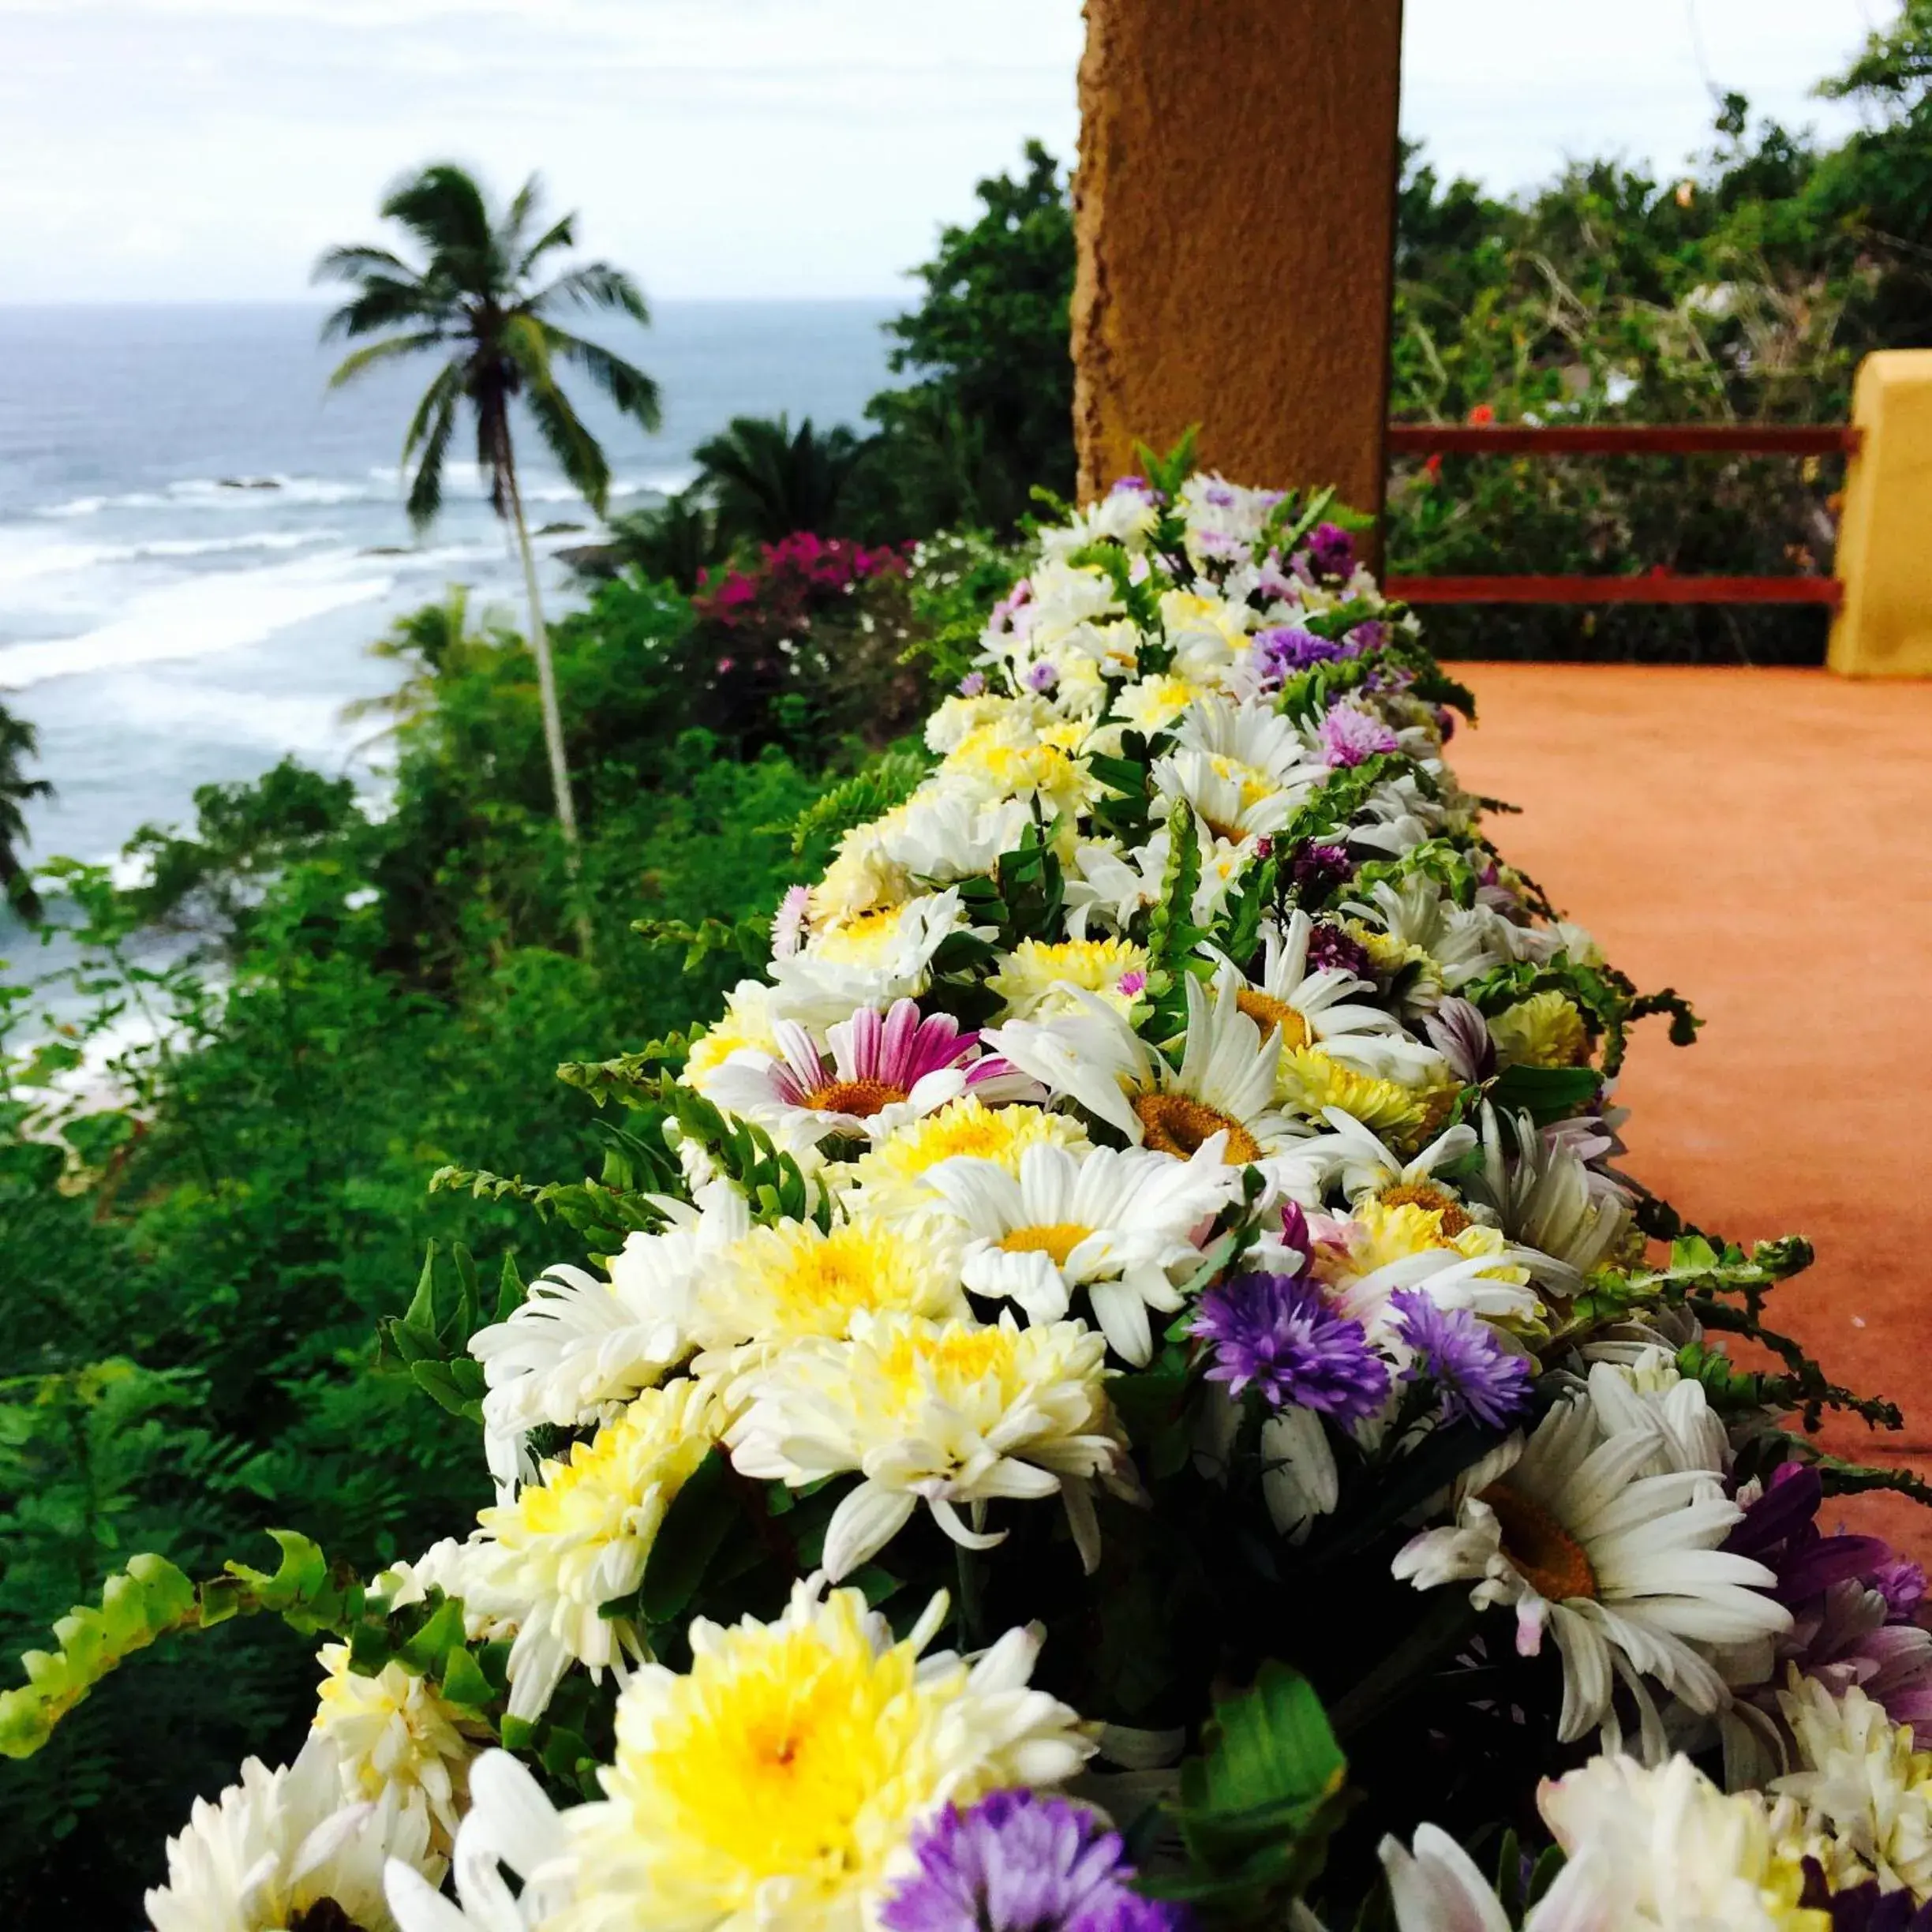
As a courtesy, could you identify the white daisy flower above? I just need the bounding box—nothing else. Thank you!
[724,1309,1136,1579]
[1297,1106,1481,1204]
[1468,1103,1638,1287]
[1151,692,1322,845]
[469,1179,747,1492]
[923,1139,1240,1363]
[1206,910,1406,1060]
[987,972,1316,1185]
[1391,1365,1791,1742]
[147,1736,440,1932]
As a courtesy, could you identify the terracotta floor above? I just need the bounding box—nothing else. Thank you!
[1449,665,1932,1562]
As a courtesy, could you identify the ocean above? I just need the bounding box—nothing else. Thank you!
[0,299,899,882]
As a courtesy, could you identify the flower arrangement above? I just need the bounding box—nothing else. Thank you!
[10,443,1930,1931]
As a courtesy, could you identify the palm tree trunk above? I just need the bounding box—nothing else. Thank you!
[497,430,595,958]
[500,458,580,850]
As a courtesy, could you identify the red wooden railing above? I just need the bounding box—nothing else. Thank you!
[1382,423,1859,609]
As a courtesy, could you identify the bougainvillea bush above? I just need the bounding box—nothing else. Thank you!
[11,447,1932,1931]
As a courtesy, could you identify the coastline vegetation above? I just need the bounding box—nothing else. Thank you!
[2,10,1931,1917]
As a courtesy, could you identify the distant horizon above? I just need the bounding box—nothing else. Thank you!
[0,293,910,311]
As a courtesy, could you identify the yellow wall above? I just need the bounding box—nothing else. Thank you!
[1830,351,1932,677]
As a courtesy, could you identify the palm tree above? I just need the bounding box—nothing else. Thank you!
[315,163,661,852]
[340,586,507,748]
[574,489,731,593]
[691,414,869,544]
[0,701,51,922]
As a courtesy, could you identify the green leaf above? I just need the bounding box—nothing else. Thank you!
[639,1450,734,1625]
[1487,1061,1601,1123]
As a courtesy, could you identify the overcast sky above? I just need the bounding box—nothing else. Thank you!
[0,0,1896,305]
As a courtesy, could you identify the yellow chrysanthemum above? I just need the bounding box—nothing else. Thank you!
[473,1378,723,1720]
[941,721,1093,817]
[559,1582,1091,1932]
[810,808,915,923]
[727,1312,1129,1579]
[985,937,1151,1021]
[1769,1677,1932,1900]
[683,983,783,1085]
[1114,674,1206,735]
[807,904,913,968]
[1489,990,1593,1069]
[1276,1045,1455,1151]
[1345,919,1443,994]
[312,1644,478,1845]
[696,1212,965,1357]
[842,1098,1089,1217]
[1159,589,1249,653]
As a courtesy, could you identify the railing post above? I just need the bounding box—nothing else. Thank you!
[1829,351,1932,677]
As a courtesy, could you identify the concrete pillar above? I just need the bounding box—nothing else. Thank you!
[1829,351,1932,677]
[1072,0,1405,527]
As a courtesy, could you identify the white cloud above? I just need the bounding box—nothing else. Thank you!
[0,0,1895,302]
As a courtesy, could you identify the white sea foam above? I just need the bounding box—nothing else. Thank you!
[39,474,380,517]
[0,552,394,687]
[0,526,339,589]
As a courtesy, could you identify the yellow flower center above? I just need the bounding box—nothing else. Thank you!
[1133,1091,1261,1163]
[1482,1484,1597,1603]
[809,907,904,966]
[1236,988,1312,1049]
[1376,1182,1472,1237]
[998,1223,1091,1266]
[805,1076,909,1119]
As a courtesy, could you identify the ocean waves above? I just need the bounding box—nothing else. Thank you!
[0,550,399,686]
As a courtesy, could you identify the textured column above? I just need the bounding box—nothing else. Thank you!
[1073,0,1404,531]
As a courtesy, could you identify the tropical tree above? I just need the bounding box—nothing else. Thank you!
[0,701,51,921]
[691,414,869,544]
[340,585,507,746]
[313,163,661,855]
[574,488,731,593]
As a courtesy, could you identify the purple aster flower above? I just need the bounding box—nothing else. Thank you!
[881,1790,1186,1932]
[1290,841,1353,902]
[958,671,987,696]
[1204,482,1237,507]
[1317,703,1399,769]
[1346,619,1389,654]
[1725,1465,1932,1740]
[1255,551,1298,602]
[1389,1290,1533,1428]
[1305,921,1372,979]
[1877,1559,1929,1619]
[1307,521,1357,579]
[1190,1270,1389,1421]
[1117,969,1147,999]
[1253,624,1346,686]
[1805,1870,1932,1931]
[1027,661,1060,694]
[1422,997,1496,1084]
